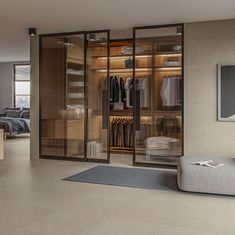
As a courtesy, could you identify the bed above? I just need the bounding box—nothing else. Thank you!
[0,117,30,135]
[0,108,30,135]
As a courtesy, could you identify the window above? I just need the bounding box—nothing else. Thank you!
[14,65,30,108]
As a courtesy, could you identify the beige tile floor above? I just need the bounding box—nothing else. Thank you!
[0,136,235,235]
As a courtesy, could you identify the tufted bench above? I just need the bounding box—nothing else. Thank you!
[177,156,235,196]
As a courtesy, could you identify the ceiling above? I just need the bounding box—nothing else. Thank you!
[0,0,235,62]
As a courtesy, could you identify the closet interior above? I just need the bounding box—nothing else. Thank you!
[39,24,183,167]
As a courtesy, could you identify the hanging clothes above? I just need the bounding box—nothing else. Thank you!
[110,76,126,104]
[110,118,133,147]
[124,77,134,107]
[137,77,149,108]
[160,76,182,109]
[156,116,181,138]
[124,77,150,108]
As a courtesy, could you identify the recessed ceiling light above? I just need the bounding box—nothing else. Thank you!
[88,33,96,41]
[176,26,182,35]
[29,28,37,36]
[100,37,107,45]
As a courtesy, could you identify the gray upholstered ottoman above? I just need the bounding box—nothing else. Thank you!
[177,156,235,196]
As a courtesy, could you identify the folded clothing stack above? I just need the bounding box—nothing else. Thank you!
[87,141,102,158]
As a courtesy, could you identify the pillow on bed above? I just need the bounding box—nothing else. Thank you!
[5,110,22,118]
[4,107,21,110]
[21,110,30,119]
[22,107,30,110]
[2,107,21,115]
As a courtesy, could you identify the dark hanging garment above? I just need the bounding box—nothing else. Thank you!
[110,118,133,148]
[129,78,134,107]
[110,76,126,103]
[110,76,118,103]
[118,76,126,103]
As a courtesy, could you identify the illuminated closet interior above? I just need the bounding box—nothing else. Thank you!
[39,24,183,168]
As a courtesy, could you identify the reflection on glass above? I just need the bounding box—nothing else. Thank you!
[87,32,108,160]
[65,35,85,157]
[134,26,183,166]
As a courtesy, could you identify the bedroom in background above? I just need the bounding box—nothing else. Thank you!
[0,64,30,140]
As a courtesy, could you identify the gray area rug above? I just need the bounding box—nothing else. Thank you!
[63,165,178,191]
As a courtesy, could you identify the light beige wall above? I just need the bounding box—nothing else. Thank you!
[184,19,235,157]
[30,36,39,160]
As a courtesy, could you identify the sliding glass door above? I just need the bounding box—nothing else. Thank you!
[40,33,86,160]
[133,25,183,167]
[39,25,183,167]
[40,30,110,162]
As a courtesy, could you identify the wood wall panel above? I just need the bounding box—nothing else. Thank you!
[40,48,65,119]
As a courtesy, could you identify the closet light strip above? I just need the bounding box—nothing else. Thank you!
[97,67,182,72]
[97,54,182,60]
[160,53,182,57]
[98,55,151,59]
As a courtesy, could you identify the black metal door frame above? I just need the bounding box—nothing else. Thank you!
[39,29,110,163]
[132,23,184,169]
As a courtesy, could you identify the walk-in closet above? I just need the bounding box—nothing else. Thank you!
[39,24,183,167]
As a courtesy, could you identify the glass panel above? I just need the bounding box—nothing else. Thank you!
[15,82,30,95]
[40,34,85,158]
[87,32,109,160]
[15,96,30,108]
[15,65,30,80]
[134,26,183,167]
[66,35,85,157]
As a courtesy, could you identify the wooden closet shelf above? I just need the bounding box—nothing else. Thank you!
[110,109,181,116]
[67,61,84,66]
[110,147,133,154]
[110,146,145,154]
[156,51,182,55]
[110,110,133,116]
[67,73,84,77]
[67,73,84,76]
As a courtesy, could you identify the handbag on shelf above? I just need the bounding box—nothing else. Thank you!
[125,57,134,68]
[124,57,138,68]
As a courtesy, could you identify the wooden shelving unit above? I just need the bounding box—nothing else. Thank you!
[104,35,183,160]
[66,61,85,106]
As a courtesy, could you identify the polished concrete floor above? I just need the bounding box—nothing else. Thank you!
[0,136,235,235]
